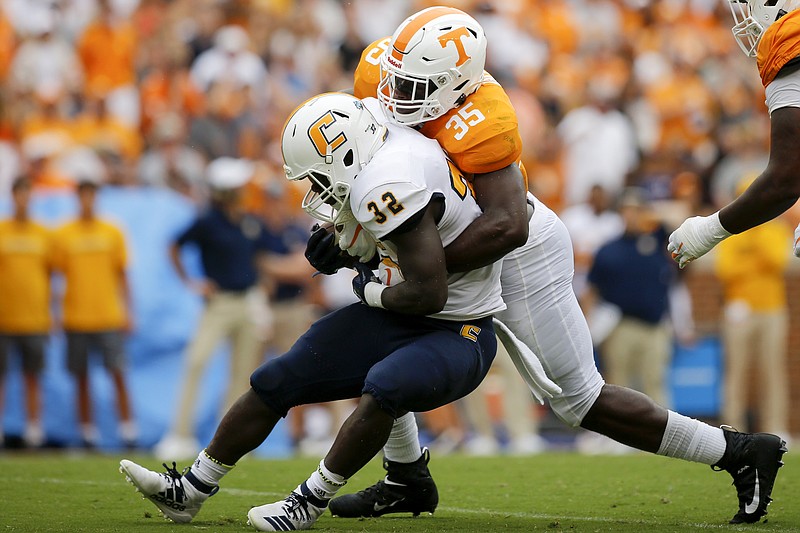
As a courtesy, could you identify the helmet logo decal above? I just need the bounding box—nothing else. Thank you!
[308,111,346,158]
[391,6,465,62]
[438,27,471,66]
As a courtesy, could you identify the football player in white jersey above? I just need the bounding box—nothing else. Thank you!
[666,2,799,518]
[669,0,800,264]
[118,92,509,531]
[315,6,787,526]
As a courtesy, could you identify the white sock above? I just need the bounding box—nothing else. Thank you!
[81,424,99,443]
[24,421,44,446]
[119,420,138,442]
[657,410,726,465]
[189,449,234,487]
[384,413,422,463]
[305,459,347,501]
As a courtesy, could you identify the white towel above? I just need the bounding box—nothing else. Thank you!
[492,318,562,404]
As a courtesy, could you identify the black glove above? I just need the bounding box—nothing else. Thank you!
[305,224,350,275]
[352,262,380,305]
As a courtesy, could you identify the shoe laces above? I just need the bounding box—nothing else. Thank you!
[160,462,188,503]
[712,425,748,473]
[282,491,312,521]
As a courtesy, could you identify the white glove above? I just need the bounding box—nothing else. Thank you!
[492,318,561,404]
[334,207,377,263]
[667,211,732,268]
[794,223,800,257]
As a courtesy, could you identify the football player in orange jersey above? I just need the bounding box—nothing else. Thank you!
[308,6,787,524]
[669,0,800,266]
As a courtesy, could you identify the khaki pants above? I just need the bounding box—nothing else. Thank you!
[269,300,317,354]
[601,317,672,408]
[722,307,789,434]
[171,291,264,439]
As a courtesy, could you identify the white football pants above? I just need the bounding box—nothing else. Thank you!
[388,195,604,449]
[495,194,603,427]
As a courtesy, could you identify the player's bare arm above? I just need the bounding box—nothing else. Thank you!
[719,106,800,233]
[380,200,448,314]
[443,163,529,273]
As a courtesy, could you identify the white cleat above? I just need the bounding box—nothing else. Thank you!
[247,489,326,531]
[119,459,214,523]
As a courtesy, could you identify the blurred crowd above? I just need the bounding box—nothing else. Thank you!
[0,0,794,452]
[0,0,776,213]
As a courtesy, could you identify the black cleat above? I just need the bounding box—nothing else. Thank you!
[713,426,787,524]
[329,447,438,518]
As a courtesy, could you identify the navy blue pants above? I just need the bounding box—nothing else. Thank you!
[250,303,496,418]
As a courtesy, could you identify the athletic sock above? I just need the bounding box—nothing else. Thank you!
[80,424,99,445]
[304,459,346,502]
[185,449,234,493]
[24,421,44,447]
[657,410,726,465]
[119,420,138,443]
[384,412,422,463]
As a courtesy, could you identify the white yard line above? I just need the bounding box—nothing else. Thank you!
[12,477,794,532]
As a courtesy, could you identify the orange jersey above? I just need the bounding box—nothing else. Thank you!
[354,38,525,181]
[0,219,53,333]
[757,9,800,87]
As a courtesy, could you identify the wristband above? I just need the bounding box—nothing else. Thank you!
[709,211,733,239]
[364,282,386,308]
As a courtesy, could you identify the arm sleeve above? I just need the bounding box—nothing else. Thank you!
[765,67,800,115]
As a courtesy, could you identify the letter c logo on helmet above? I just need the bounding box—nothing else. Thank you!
[282,93,387,224]
[308,112,346,159]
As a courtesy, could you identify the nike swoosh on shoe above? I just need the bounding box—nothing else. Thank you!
[744,469,760,515]
[374,498,404,512]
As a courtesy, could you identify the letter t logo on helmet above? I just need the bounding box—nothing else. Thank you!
[438,27,472,66]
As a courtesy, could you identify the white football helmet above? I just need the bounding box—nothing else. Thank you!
[378,6,487,125]
[282,93,387,222]
[729,0,800,57]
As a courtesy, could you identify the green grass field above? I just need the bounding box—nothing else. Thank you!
[1,451,796,532]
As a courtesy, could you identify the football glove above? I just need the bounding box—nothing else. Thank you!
[305,224,350,275]
[352,262,385,308]
[334,207,378,263]
[667,211,732,268]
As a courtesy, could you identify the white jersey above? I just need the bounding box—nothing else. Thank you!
[349,98,506,321]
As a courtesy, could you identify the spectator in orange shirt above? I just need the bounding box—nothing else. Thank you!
[138,39,204,137]
[0,177,52,448]
[52,179,137,449]
[71,91,142,163]
[77,0,139,127]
